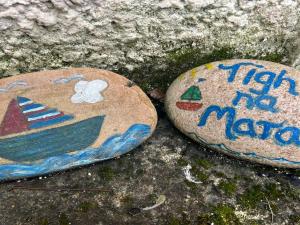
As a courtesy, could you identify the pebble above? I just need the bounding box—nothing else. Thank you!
[165,59,300,168]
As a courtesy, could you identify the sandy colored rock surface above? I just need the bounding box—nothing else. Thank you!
[0,68,157,180]
[165,59,300,168]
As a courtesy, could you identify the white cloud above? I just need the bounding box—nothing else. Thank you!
[71,79,108,104]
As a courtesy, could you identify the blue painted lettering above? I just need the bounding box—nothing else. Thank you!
[249,71,276,95]
[273,69,299,96]
[218,62,264,83]
[198,105,237,140]
[232,118,256,138]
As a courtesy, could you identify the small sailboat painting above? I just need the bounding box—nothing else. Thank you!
[0,68,157,181]
[0,96,105,162]
[176,85,203,111]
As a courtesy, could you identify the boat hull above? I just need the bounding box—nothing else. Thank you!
[176,102,203,111]
[0,116,105,162]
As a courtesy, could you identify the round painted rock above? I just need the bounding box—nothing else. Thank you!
[0,68,157,180]
[165,59,300,168]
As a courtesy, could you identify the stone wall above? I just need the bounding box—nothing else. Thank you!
[0,0,299,88]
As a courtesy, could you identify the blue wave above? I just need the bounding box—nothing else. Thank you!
[188,132,300,166]
[0,124,152,180]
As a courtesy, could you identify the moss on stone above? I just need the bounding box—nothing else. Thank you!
[289,214,300,225]
[37,217,49,225]
[215,171,227,178]
[78,201,97,213]
[195,158,214,170]
[97,166,116,181]
[121,46,289,92]
[177,158,189,167]
[120,195,134,208]
[211,204,241,225]
[167,215,191,225]
[58,213,70,225]
[239,182,283,209]
[218,180,237,197]
[264,183,282,200]
[191,166,209,182]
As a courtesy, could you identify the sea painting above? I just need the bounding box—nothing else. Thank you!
[0,68,157,180]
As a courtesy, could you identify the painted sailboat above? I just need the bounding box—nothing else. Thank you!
[176,85,203,111]
[0,96,105,162]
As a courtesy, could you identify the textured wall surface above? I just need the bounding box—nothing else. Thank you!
[0,0,299,82]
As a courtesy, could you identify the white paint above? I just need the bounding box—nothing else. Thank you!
[23,106,45,113]
[71,79,108,104]
[53,73,84,84]
[27,111,61,121]
[19,100,32,106]
[142,195,166,211]
[0,81,28,93]
[182,164,202,184]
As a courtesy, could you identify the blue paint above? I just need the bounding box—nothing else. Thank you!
[0,116,104,162]
[198,78,206,83]
[273,70,299,96]
[202,61,299,149]
[218,62,264,83]
[188,132,300,167]
[249,71,276,95]
[29,115,74,129]
[17,96,31,104]
[22,103,44,112]
[232,118,256,138]
[0,123,151,180]
[254,94,278,113]
[232,91,255,110]
[256,120,284,140]
[232,91,278,113]
[198,105,300,147]
[198,105,237,140]
[218,62,299,97]
[274,127,300,146]
[27,109,59,120]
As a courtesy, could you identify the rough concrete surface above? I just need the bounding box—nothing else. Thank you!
[0,102,299,225]
[0,0,300,79]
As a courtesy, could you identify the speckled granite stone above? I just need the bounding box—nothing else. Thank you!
[166,59,300,168]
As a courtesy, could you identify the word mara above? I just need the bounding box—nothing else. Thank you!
[198,105,300,147]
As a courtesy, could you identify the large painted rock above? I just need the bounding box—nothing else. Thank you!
[165,59,300,168]
[0,68,157,180]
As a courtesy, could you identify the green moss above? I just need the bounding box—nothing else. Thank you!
[239,183,282,209]
[211,204,241,225]
[167,216,191,225]
[98,166,116,181]
[167,46,235,72]
[264,183,282,200]
[215,171,227,178]
[78,201,96,213]
[37,218,49,225]
[191,166,209,182]
[184,180,198,191]
[195,159,214,170]
[177,158,189,167]
[289,214,300,225]
[293,169,300,176]
[120,195,134,208]
[120,44,289,93]
[218,180,237,197]
[58,213,70,225]
[256,52,286,63]
[196,214,211,225]
[239,185,264,209]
